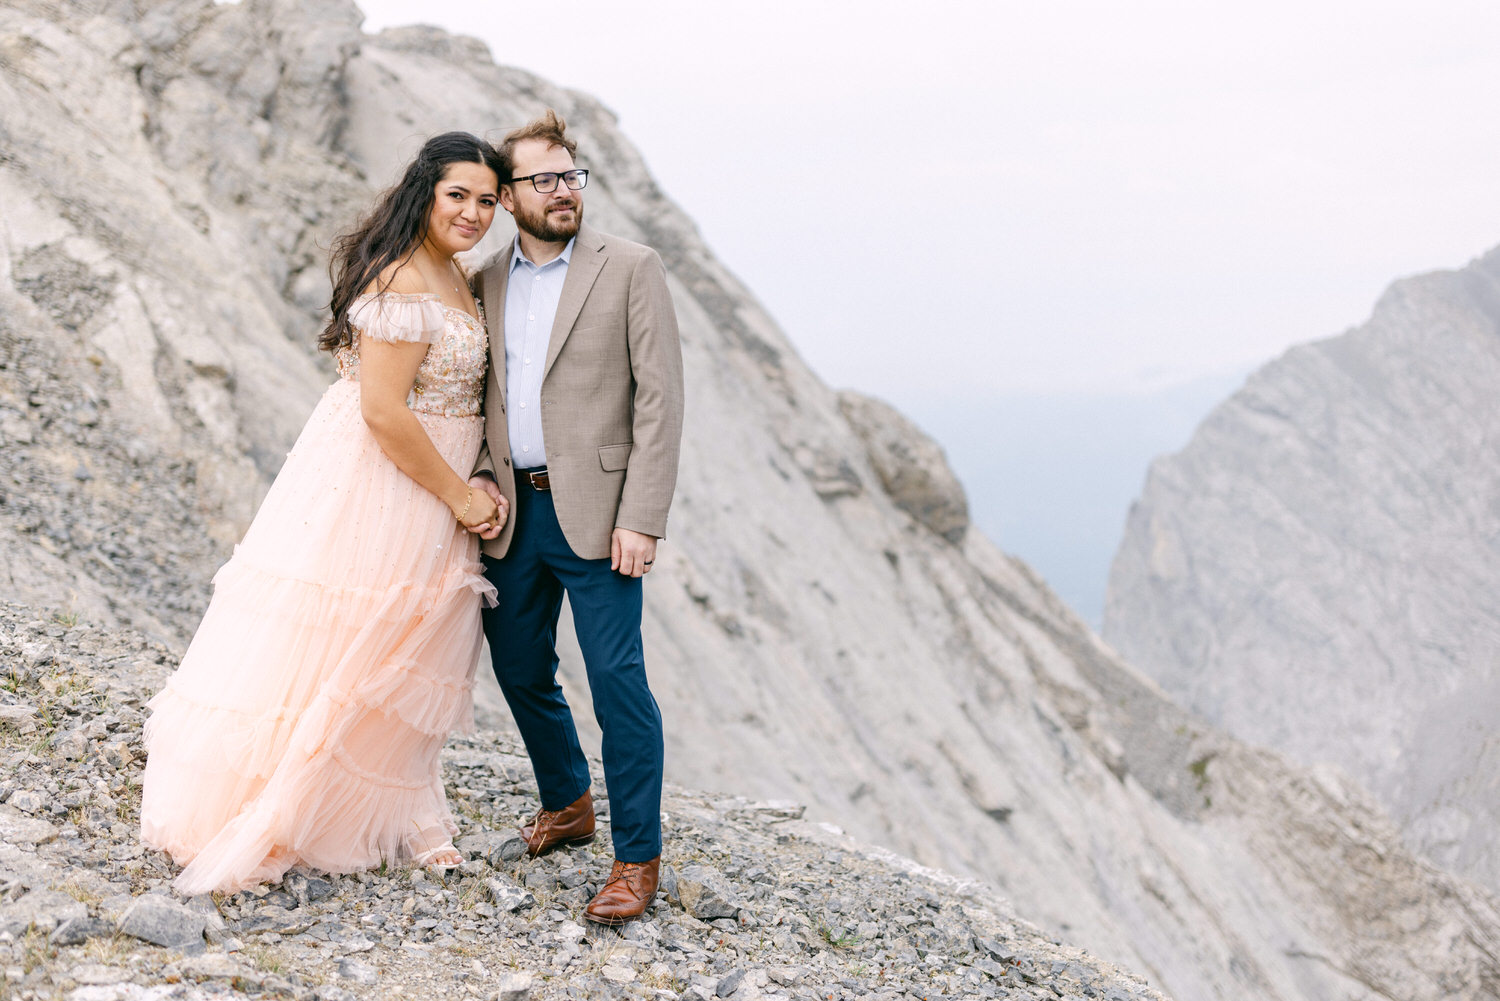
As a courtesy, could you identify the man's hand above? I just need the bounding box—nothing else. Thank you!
[468,475,508,541]
[611,528,658,577]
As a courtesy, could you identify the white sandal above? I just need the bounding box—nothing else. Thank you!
[414,844,463,872]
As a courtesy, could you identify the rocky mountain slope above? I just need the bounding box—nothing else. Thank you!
[2,1,1498,999]
[1104,246,1500,893]
[0,602,1172,1001]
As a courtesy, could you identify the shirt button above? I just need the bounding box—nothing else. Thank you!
[524,358,531,365]
[522,446,530,452]
[528,315,535,320]
[519,402,526,408]
[534,276,540,282]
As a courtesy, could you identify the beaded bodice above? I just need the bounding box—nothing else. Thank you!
[335,294,488,418]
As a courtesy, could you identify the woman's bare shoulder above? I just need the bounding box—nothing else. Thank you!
[363,260,431,298]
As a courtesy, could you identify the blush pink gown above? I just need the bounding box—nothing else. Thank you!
[140,293,495,894]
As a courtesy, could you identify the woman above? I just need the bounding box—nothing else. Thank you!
[141,132,507,893]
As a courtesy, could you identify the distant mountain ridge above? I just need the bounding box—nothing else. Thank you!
[1105,244,1500,892]
[1,1,1497,998]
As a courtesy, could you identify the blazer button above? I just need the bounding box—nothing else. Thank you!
[502,457,511,466]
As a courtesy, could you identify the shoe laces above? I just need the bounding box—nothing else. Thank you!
[604,860,648,890]
[529,808,560,846]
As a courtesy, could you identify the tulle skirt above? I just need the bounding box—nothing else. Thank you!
[140,379,496,894]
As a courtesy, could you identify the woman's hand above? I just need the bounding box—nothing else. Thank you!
[454,484,500,531]
[465,475,509,539]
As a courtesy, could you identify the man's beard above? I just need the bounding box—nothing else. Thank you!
[516,198,582,243]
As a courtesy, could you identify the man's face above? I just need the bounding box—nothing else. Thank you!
[501,138,583,243]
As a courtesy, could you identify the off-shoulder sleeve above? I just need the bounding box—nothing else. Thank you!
[348,294,447,345]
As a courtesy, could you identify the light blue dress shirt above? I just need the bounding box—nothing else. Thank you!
[504,236,575,468]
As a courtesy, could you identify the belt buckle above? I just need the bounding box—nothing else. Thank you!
[525,468,550,491]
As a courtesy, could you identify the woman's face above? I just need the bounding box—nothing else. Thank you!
[425,161,499,258]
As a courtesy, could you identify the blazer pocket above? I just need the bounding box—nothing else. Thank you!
[598,442,633,471]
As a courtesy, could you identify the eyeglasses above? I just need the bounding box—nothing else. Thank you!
[509,169,590,193]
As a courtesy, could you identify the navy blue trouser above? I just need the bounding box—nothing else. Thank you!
[481,476,663,862]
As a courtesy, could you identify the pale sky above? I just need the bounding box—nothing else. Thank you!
[354,0,1500,401]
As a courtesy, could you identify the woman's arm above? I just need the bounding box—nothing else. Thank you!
[358,336,501,530]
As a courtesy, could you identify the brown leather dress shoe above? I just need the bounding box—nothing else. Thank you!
[519,790,595,857]
[584,856,660,926]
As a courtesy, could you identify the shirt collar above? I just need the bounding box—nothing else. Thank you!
[510,235,576,272]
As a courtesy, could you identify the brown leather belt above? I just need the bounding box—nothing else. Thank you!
[519,467,550,491]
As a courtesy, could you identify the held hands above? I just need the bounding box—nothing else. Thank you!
[453,479,503,537]
[611,527,658,578]
[466,475,508,541]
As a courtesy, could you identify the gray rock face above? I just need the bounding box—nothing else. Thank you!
[838,389,970,543]
[493,971,534,1000]
[335,957,379,984]
[3,3,1499,1001]
[0,889,85,938]
[50,915,116,946]
[118,894,207,949]
[1104,247,1500,891]
[0,804,56,845]
[482,876,535,913]
[676,864,742,921]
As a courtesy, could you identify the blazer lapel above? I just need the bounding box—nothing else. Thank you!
[483,256,512,406]
[544,225,606,378]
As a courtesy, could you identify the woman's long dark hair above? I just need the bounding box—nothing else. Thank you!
[321,132,504,352]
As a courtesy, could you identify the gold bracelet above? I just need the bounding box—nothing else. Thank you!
[455,488,472,523]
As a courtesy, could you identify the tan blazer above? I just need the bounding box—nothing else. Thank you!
[473,223,684,560]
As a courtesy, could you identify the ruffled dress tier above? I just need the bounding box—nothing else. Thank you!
[141,293,496,895]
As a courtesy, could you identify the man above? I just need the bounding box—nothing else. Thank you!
[469,109,684,926]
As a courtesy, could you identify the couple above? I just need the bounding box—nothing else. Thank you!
[139,111,684,927]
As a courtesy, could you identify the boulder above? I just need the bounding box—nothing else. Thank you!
[839,390,970,543]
